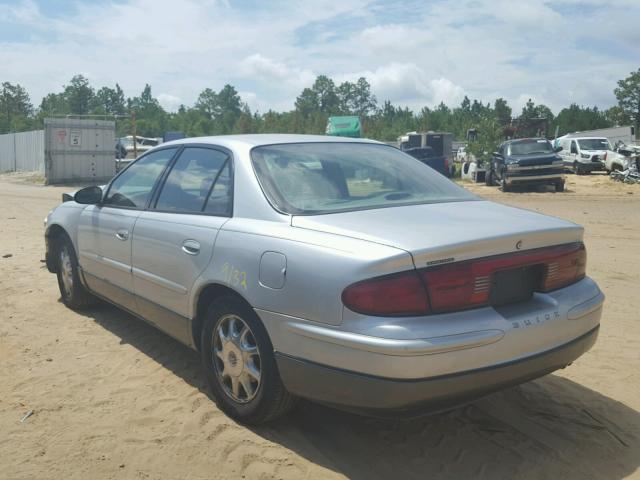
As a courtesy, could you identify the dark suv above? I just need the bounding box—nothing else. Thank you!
[486,138,565,192]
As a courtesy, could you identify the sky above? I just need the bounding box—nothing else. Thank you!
[1,0,639,114]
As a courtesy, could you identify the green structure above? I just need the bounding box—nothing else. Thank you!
[326,116,361,138]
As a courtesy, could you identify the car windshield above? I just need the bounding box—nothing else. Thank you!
[578,138,610,151]
[251,143,476,215]
[508,140,554,156]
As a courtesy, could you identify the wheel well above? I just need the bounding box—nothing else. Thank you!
[192,283,253,351]
[45,224,68,273]
[46,224,67,241]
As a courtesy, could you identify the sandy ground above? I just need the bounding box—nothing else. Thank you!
[1,171,639,480]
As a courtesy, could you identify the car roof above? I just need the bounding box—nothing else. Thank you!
[159,134,382,150]
[506,138,548,144]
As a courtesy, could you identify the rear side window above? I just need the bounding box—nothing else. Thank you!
[203,161,232,216]
[155,147,232,215]
[104,147,177,208]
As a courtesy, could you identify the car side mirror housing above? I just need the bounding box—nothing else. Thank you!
[554,146,563,153]
[74,186,103,204]
[492,152,501,157]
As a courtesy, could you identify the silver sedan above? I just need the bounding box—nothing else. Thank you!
[44,134,604,423]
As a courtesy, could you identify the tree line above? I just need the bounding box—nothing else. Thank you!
[1,70,638,154]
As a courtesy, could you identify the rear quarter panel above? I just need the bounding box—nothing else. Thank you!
[189,218,414,325]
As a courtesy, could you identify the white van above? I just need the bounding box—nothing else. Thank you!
[557,137,610,174]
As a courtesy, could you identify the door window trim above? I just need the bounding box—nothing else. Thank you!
[148,143,235,218]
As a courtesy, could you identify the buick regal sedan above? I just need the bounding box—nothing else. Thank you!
[45,135,604,424]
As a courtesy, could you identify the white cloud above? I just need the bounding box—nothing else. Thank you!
[0,0,40,23]
[335,64,466,110]
[157,94,183,112]
[0,0,638,115]
[239,54,315,88]
[430,78,466,107]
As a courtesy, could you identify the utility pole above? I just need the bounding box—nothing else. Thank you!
[131,110,138,158]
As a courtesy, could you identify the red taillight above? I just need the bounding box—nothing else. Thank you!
[540,244,586,292]
[423,242,586,313]
[342,243,586,316]
[341,271,429,316]
[422,262,489,312]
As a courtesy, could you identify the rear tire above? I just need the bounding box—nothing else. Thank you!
[201,295,297,424]
[55,235,97,309]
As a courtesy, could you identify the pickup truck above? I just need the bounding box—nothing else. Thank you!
[485,138,565,192]
[402,146,450,177]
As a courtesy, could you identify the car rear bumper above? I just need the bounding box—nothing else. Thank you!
[275,325,599,414]
[260,277,604,413]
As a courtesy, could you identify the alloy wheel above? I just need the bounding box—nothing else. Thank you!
[212,314,262,403]
[59,246,73,297]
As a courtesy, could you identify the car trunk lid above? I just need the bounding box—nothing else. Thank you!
[291,200,583,269]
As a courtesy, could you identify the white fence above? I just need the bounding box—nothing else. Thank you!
[0,130,45,172]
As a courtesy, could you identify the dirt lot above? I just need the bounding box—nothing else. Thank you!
[1,172,639,480]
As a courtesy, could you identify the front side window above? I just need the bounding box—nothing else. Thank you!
[251,143,476,215]
[155,147,231,215]
[104,148,177,208]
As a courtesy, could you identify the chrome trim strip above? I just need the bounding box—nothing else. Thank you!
[282,321,505,356]
[132,267,188,294]
[567,291,605,320]
[79,251,131,274]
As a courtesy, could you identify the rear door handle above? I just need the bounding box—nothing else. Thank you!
[182,239,200,255]
[115,229,129,241]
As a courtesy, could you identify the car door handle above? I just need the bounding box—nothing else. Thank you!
[115,229,129,241]
[182,240,200,255]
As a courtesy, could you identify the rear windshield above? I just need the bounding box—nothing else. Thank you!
[250,142,476,215]
[508,139,554,156]
[577,138,610,151]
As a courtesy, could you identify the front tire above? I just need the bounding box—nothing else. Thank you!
[555,180,565,192]
[55,235,97,309]
[201,296,297,424]
[484,169,494,186]
[500,178,511,192]
[573,161,582,175]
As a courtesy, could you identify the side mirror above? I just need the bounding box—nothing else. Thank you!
[74,186,103,204]
[554,146,563,152]
[492,151,501,157]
